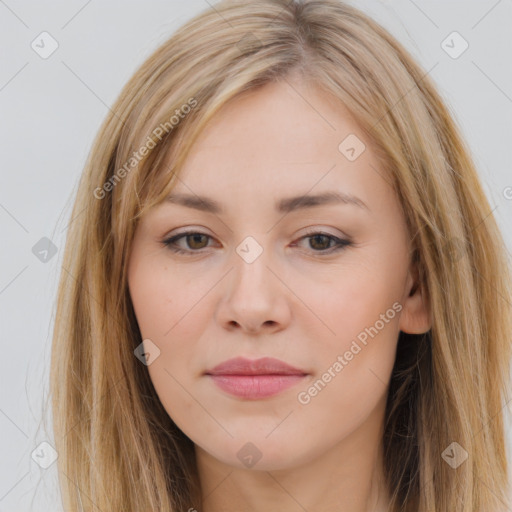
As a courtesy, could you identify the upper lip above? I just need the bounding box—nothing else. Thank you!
[205,357,307,376]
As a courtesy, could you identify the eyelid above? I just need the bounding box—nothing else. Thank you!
[299,225,348,239]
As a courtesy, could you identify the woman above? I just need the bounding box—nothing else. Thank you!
[50,0,512,510]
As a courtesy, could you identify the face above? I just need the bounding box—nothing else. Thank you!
[127,78,430,471]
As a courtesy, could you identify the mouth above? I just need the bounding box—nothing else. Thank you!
[204,357,308,400]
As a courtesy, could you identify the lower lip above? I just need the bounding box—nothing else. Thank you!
[208,374,306,399]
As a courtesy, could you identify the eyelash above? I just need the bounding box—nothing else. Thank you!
[161,230,353,256]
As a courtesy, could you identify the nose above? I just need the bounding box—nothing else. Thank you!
[215,245,292,335]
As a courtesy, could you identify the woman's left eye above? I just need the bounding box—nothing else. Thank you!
[161,231,352,255]
[292,232,352,253]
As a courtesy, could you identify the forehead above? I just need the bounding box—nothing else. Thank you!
[167,80,390,213]
[183,81,362,163]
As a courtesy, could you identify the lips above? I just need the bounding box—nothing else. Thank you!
[205,357,308,399]
[206,356,306,376]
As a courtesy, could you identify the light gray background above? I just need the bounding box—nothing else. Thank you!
[1,1,511,510]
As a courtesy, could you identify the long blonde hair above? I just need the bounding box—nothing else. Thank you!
[50,0,512,510]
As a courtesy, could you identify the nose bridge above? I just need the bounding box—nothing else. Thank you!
[231,234,272,295]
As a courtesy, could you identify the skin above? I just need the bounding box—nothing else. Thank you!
[127,76,431,512]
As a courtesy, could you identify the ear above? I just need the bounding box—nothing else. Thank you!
[398,263,431,334]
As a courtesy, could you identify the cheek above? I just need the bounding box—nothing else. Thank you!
[128,257,214,387]
[303,259,403,353]
[293,257,402,415]
[129,258,210,340]
[128,260,212,432]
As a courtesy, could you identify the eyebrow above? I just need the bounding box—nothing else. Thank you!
[164,191,369,214]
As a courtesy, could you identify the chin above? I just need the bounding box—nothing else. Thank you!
[202,436,311,472]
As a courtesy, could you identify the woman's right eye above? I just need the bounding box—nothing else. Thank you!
[161,231,214,255]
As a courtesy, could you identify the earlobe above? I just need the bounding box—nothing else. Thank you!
[399,270,432,335]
